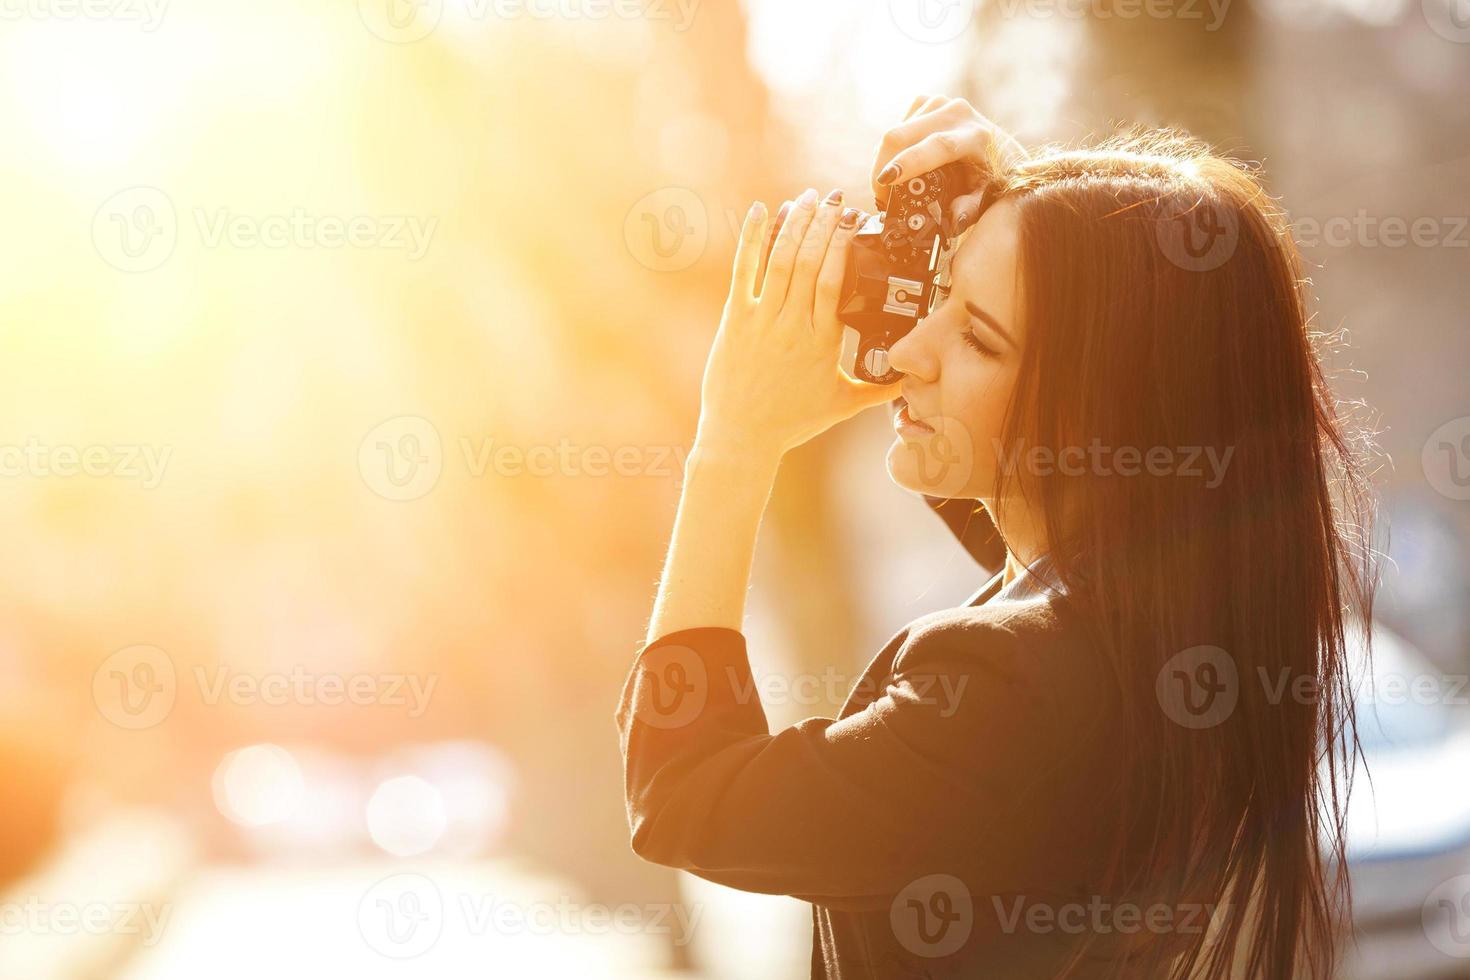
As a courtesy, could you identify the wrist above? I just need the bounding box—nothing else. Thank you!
[686,438,784,480]
[691,424,785,467]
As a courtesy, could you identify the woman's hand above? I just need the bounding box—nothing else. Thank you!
[870,95,1027,235]
[693,187,900,460]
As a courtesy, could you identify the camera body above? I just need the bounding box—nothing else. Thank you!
[837,162,967,384]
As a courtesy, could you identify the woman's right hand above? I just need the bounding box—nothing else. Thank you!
[869,96,1027,235]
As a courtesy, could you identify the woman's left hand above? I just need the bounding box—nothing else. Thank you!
[693,187,901,460]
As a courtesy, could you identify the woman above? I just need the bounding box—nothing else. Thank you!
[616,96,1377,979]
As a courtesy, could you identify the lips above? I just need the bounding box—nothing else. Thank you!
[894,396,936,434]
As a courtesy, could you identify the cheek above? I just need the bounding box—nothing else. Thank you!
[884,354,1020,499]
[943,356,1017,446]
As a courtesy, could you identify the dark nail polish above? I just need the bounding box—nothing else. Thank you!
[839,208,859,228]
[955,210,976,233]
[877,163,901,185]
[824,188,843,205]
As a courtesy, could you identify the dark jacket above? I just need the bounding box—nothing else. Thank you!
[616,496,1144,978]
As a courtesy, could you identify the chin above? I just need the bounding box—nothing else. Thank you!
[885,427,985,499]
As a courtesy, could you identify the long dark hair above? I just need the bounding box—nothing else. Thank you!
[978,132,1378,978]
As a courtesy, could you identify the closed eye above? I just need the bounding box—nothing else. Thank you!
[962,330,999,357]
[965,301,1016,352]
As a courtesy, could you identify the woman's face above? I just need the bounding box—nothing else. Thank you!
[885,197,1025,503]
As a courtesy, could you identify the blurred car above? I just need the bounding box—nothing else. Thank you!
[1337,623,1470,980]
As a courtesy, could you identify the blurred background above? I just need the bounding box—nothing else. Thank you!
[0,0,1467,976]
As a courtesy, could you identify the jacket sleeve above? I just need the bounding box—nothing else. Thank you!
[614,613,1076,908]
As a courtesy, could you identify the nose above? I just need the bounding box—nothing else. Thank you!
[886,317,935,382]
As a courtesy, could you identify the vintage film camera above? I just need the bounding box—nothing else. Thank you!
[758,164,968,385]
[837,162,967,384]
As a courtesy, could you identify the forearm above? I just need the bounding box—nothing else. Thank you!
[643,442,783,645]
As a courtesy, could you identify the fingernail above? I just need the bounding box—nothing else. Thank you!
[839,208,859,229]
[774,200,792,225]
[749,200,767,222]
[796,187,819,208]
[823,188,843,205]
[955,210,975,233]
[877,163,901,185]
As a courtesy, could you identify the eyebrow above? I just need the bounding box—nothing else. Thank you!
[965,301,1017,350]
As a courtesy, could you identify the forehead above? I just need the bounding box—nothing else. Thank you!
[949,197,1022,321]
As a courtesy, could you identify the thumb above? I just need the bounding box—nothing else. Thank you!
[842,377,904,414]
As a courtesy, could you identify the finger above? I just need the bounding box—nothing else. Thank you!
[813,206,860,343]
[878,127,994,193]
[950,190,987,236]
[760,187,819,309]
[728,200,769,302]
[842,374,904,407]
[784,189,845,320]
[754,200,790,297]
[880,98,970,161]
[918,95,950,116]
[902,94,942,121]
[872,99,971,205]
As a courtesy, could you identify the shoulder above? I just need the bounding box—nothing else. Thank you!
[898,594,1085,663]
[868,596,1122,791]
[890,595,1106,702]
